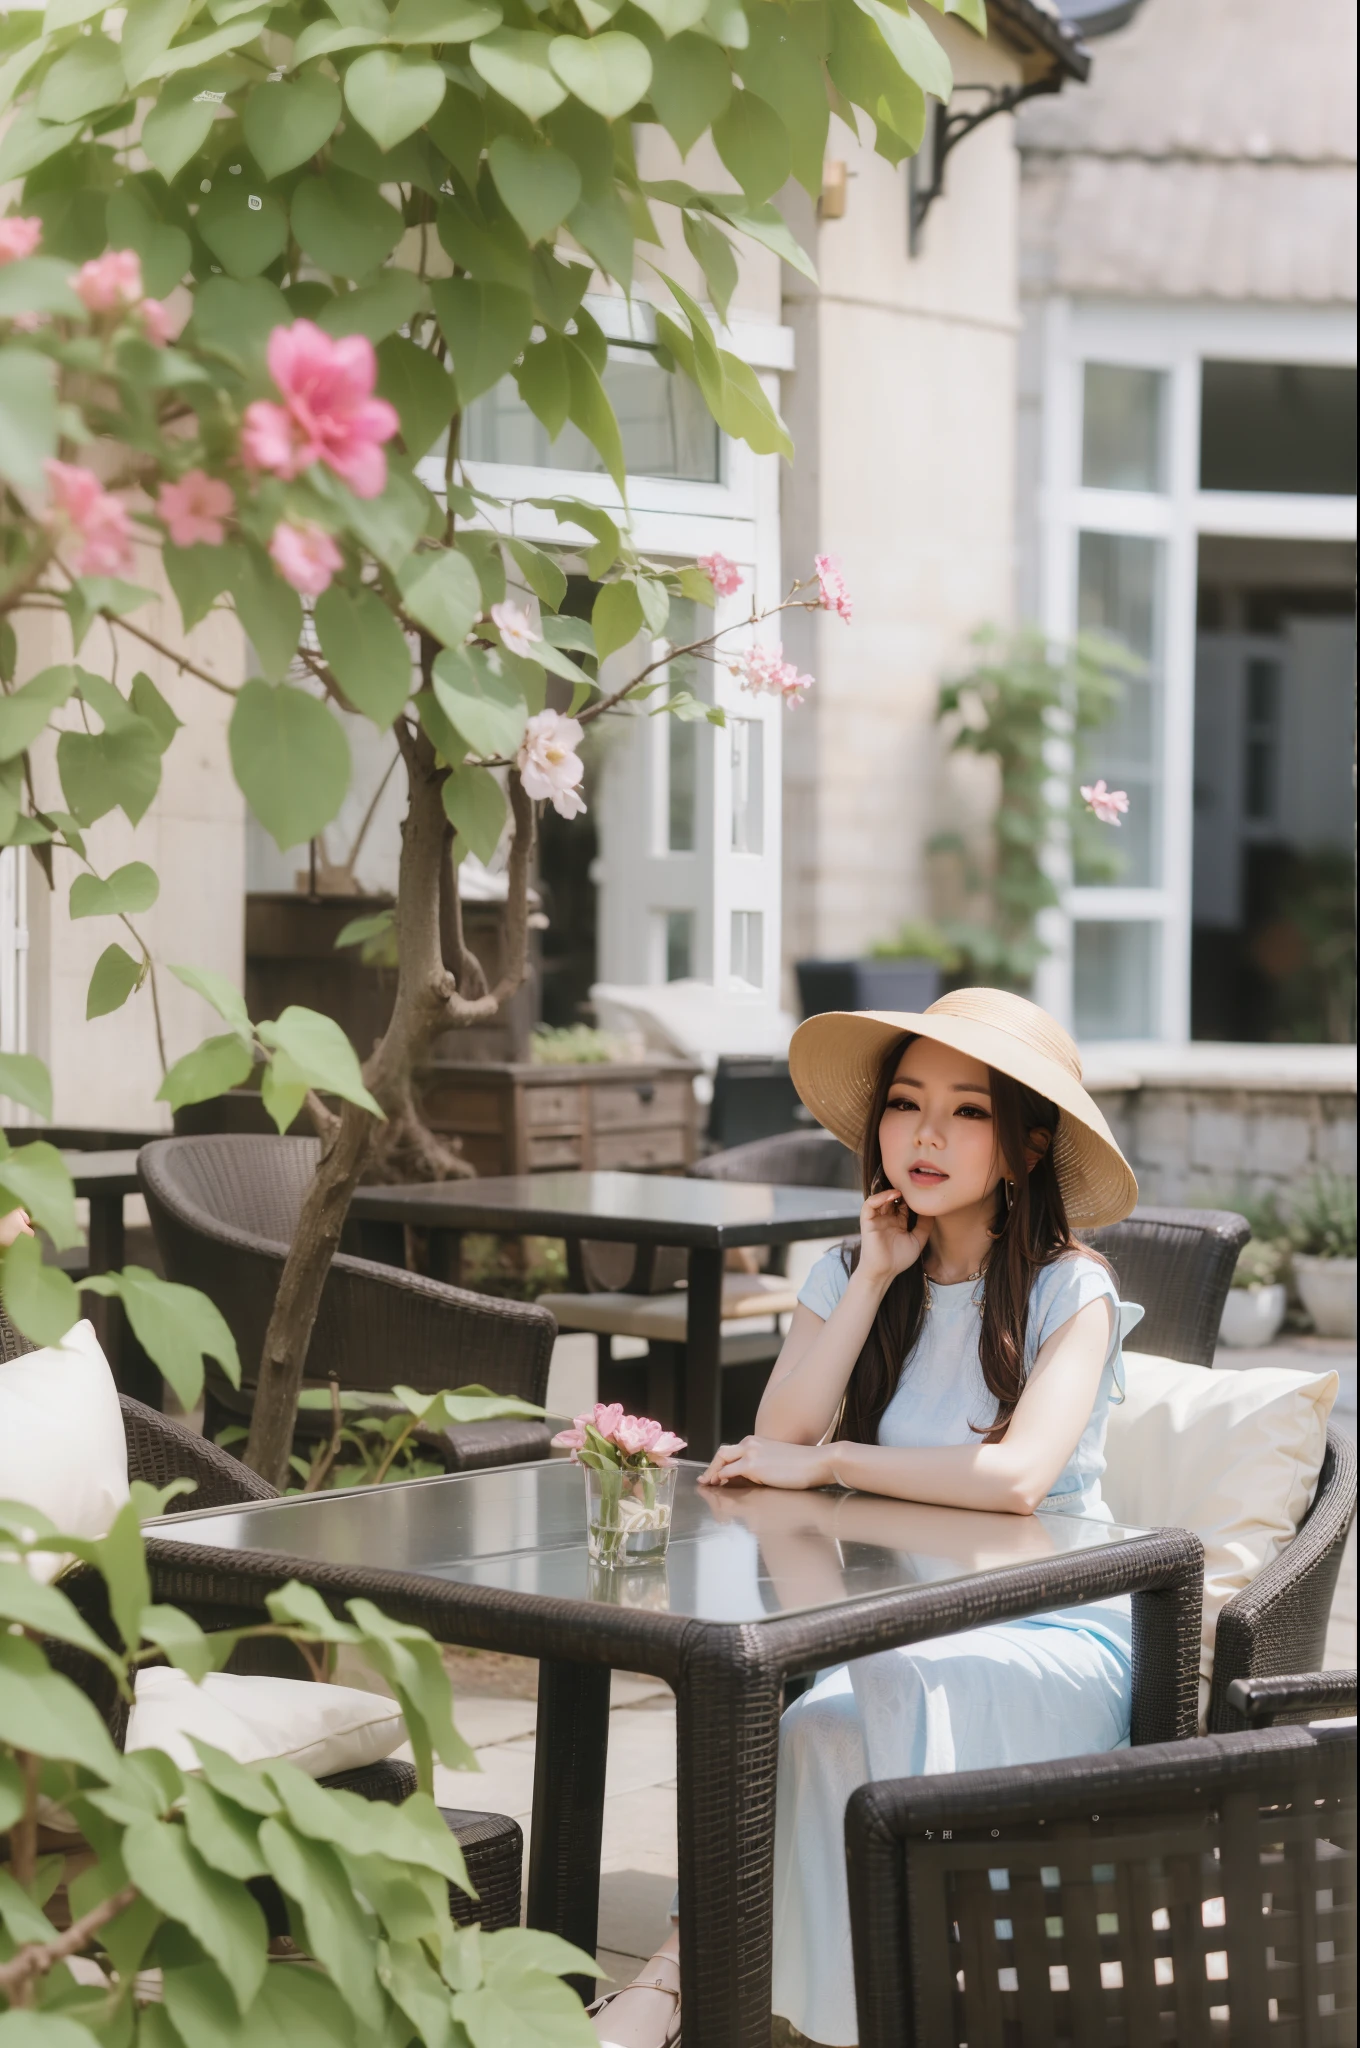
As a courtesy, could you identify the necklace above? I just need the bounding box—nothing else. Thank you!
[922,1257,985,1312]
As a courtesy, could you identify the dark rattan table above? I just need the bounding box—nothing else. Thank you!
[349,1170,865,1460]
[146,1459,1203,2047]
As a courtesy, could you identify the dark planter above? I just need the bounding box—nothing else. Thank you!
[795,958,943,1020]
[706,1056,811,1149]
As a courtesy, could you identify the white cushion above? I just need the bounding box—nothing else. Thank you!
[127,1667,405,1778]
[1102,1354,1338,1729]
[0,1319,128,1581]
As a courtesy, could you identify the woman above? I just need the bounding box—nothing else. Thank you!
[591,988,1141,2048]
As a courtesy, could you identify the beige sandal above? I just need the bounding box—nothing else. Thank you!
[587,1954,681,2048]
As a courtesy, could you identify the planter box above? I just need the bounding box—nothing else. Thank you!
[796,958,942,1020]
[1219,1283,1287,1349]
[418,1058,702,1178]
[1293,1253,1358,1338]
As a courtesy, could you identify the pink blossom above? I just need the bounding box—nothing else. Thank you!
[491,599,540,658]
[613,1415,663,1458]
[698,551,742,598]
[158,470,234,549]
[516,707,587,820]
[550,1421,588,1451]
[73,248,144,315]
[138,298,178,347]
[1080,779,1130,827]
[0,216,42,266]
[648,1429,686,1463]
[41,460,135,578]
[268,520,343,597]
[729,643,813,706]
[241,321,399,499]
[814,552,852,623]
[591,1403,626,1441]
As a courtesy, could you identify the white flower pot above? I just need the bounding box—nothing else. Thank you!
[1293,1255,1358,1339]
[1218,1284,1287,1350]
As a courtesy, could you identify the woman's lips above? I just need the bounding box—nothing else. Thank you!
[908,1164,948,1184]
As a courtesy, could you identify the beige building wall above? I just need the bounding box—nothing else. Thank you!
[781,17,1024,980]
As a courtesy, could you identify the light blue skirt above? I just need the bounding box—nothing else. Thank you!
[770,1602,1134,2046]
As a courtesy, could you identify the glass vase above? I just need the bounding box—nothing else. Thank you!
[584,1459,676,1568]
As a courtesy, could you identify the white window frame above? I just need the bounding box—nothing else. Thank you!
[1034,296,1358,1041]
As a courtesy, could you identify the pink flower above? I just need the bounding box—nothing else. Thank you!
[41,460,134,578]
[491,599,540,658]
[241,321,399,499]
[516,708,587,821]
[158,470,234,549]
[73,248,144,315]
[138,298,178,347]
[698,551,742,598]
[591,1403,626,1441]
[729,643,813,705]
[0,216,42,266]
[648,1430,686,1463]
[268,520,343,597]
[551,1422,588,1451]
[614,1415,663,1458]
[1081,779,1130,827]
[814,552,852,623]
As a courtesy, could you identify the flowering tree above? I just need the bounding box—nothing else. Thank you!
[0,0,976,1485]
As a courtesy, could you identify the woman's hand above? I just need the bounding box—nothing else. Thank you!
[856,1187,931,1291]
[699,1436,835,1491]
[0,1208,33,1249]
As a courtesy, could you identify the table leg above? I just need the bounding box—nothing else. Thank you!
[684,1247,724,1462]
[675,1641,784,2048]
[1130,1545,1204,1744]
[426,1228,465,1288]
[85,1191,137,1402]
[526,1658,611,2003]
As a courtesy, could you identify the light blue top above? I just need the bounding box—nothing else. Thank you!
[798,1248,1144,1519]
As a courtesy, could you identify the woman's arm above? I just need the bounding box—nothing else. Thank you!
[707,1296,1114,1515]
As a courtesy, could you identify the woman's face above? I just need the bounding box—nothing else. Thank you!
[877,1037,1004,1217]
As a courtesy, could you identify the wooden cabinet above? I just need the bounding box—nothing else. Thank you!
[418,1059,702,1178]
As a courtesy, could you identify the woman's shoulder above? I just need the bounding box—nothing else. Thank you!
[796,1243,853,1319]
[1028,1250,1121,1333]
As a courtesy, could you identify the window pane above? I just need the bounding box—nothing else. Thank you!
[664,911,693,982]
[730,720,764,854]
[463,345,721,482]
[668,690,697,852]
[1200,363,1357,495]
[1082,364,1167,491]
[1073,922,1158,1040]
[730,909,763,988]
[1076,532,1165,886]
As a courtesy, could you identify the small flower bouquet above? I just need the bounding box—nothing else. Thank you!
[552,1404,686,1568]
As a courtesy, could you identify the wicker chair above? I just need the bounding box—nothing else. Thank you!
[845,1670,1357,2047]
[1081,1204,1252,1366]
[138,1134,555,1467]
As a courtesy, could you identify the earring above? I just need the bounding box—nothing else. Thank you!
[1003,1178,1016,1214]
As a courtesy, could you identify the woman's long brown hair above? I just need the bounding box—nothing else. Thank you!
[837,1033,1098,1446]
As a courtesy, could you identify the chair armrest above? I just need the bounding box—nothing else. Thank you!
[1224,1670,1358,1729]
[418,1418,554,1470]
[1207,1426,1358,1730]
[119,1395,278,1508]
[312,1253,557,1407]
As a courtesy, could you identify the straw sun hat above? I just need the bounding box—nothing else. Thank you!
[788,987,1138,1229]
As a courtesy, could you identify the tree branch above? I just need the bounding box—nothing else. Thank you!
[0,1885,137,2001]
[110,614,238,697]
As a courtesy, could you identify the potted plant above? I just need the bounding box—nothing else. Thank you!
[1219,1235,1290,1349]
[796,923,962,1019]
[1287,1173,1358,1338]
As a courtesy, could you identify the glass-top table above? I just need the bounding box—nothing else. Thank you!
[147,1462,1203,2048]
[349,1170,867,1457]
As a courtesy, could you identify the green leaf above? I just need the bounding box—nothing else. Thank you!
[0,1052,52,1121]
[515,333,570,438]
[131,9,269,85]
[230,681,350,852]
[0,253,82,321]
[377,333,457,462]
[0,1140,79,1248]
[712,88,790,204]
[292,17,381,64]
[704,192,817,284]
[314,585,413,726]
[457,529,507,611]
[0,1633,119,1775]
[170,961,252,1035]
[487,135,581,246]
[86,942,144,1019]
[123,1818,268,2013]
[0,348,57,495]
[142,69,224,183]
[37,33,125,123]
[190,276,290,376]
[648,29,731,155]
[231,544,303,682]
[854,0,952,100]
[319,270,424,344]
[565,341,625,495]
[119,0,198,81]
[180,1777,268,1881]
[85,1266,242,1402]
[549,30,651,119]
[530,494,620,576]
[242,67,342,179]
[344,47,446,154]
[0,2007,103,2047]
[257,1006,383,1118]
[105,184,192,298]
[57,717,164,827]
[343,1597,472,1778]
[157,1031,255,1112]
[192,1738,283,1816]
[131,670,183,754]
[398,548,483,649]
[197,181,288,281]
[69,861,159,920]
[682,209,737,322]
[432,644,528,756]
[0,109,83,186]
[714,346,792,459]
[61,575,156,656]
[291,171,404,278]
[137,1603,229,1686]
[454,1969,599,2048]
[390,0,503,36]
[257,1820,384,2028]
[0,662,74,762]
[506,538,567,611]
[0,1231,79,1347]
[591,578,644,661]
[470,29,567,120]
[432,276,534,406]
[0,1561,119,1671]
[630,0,707,32]
[440,762,506,865]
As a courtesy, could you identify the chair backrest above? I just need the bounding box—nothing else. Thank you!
[691,1127,861,1190]
[847,1698,1357,2048]
[1081,1205,1250,1365]
[140,1133,321,1250]
[0,1302,37,1361]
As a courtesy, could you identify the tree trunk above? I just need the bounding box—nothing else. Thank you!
[243,732,534,1487]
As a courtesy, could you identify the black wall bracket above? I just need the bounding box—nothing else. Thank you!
[909,74,1063,253]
